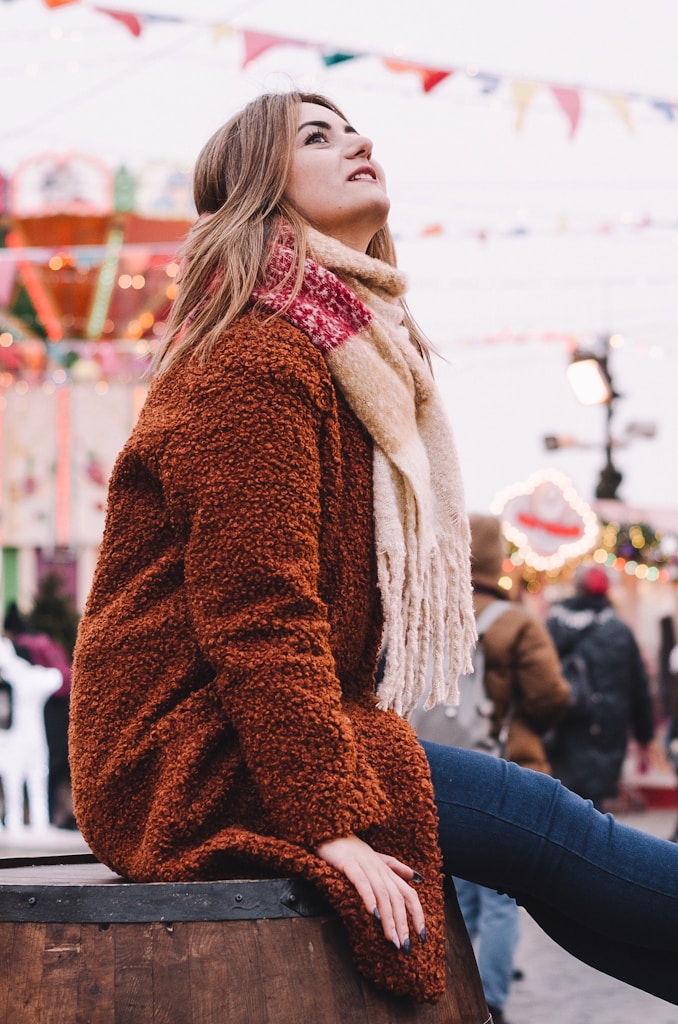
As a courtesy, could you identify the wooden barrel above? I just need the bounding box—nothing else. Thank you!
[0,853,490,1024]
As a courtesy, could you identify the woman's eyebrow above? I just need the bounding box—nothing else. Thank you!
[297,120,359,134]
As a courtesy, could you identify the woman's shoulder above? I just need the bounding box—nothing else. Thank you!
[157,311,333,406]
[136,311,335,435]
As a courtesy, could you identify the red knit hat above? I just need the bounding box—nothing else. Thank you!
[580,566,610,595]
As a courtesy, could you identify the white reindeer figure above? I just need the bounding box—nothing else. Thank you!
[0,636,62,832]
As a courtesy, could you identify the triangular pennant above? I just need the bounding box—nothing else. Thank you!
[212,24,236,43]
[143,13,183,24]
[420,69,452,93]
[383,59,452,93]
[600,92,633,130]
[242,30,288,66]
[510,80,540,131]
[94,6,143,37]
[475,73,501,95]
[322,52,357,67]
[421,223,444,237]
[650,99,676,121]
[550,86,582,138]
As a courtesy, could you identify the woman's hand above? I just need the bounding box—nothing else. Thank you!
[316,834,426,952]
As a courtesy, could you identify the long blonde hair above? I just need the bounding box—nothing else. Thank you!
[151,90,429,377]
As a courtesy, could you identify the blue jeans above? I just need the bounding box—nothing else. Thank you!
[453,877,519,1009]
[422,740,678,1004]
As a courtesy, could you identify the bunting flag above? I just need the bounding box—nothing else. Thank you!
[93,6,142,37]
[212,24,236,43]
[241,30,311,67]
[511,80,541,132]
[20,6,678,135]
[651,100,676,121]
[550,86,582,139]
[600,92,634,131]
[382,59,452,93]
[321,52,359,67]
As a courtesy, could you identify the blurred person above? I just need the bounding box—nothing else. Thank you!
[660,618,678,842]
[545,565,654,811]
[68,91,678,1006]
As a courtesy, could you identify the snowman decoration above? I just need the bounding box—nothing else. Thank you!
[0,636,62,833]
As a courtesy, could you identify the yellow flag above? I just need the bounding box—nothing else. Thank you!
[511,80,540,132]
[600,93,634,131]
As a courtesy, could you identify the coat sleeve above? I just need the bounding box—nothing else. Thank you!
[156,329,388,849]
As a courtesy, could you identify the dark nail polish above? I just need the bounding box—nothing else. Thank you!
[403,936,411,954]
[411,871,424,884]
[392,931,400,950]
[419,927,426,944]
[373,906,381,922]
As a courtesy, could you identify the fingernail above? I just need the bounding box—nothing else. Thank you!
[403,935,411,954]
[411,871,424,884]
[392,931,400,950]
[373,907,381,922]
[419,927,426,944]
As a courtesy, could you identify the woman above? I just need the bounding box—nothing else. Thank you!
[69,91,678,1006]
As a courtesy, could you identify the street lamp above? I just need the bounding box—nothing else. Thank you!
[545,337,624,500]
[568,342,623,499]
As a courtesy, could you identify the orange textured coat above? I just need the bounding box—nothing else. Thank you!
[69,311,447,1001]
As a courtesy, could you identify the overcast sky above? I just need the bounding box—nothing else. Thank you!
[2,0,678,514]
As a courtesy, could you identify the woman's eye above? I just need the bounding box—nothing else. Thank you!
[303,130,329,145]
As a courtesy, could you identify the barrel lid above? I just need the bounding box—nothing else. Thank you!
[0,853,332,923]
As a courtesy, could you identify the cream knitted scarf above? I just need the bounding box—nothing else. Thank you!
[252,228,476,716]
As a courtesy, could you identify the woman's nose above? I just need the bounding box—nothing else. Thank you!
[347,133,373,159]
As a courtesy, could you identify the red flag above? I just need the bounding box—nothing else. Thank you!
[383,59,452,94]
[551,86,582,139]
[94,7,142,37]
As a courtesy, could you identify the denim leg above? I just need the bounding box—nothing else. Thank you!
[454,879,519,1009]
[421,740,678,1004]
[453,875,481,940]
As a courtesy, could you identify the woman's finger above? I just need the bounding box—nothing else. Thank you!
[316,835,426,950]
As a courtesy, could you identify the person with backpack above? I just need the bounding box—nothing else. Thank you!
[545,564,655,811]
[412,513,571,1023]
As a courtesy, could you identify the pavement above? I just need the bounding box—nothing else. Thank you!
[504,806,678,1024]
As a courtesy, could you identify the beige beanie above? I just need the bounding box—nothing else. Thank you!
[469,514,506,591]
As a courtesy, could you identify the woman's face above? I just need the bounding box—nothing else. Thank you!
[284,101,390,252]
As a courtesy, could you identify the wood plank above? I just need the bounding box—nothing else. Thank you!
[186,921,232,1024]
[192,920,269,1024]
[75,924,116,1024]
[2,921,46,1023]
[150,922,191,1024]
[0,923,16,1023]
[37,922,81,1024]
[112,922,154,1024]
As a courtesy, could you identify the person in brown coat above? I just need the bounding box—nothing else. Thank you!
[69,90,678,1008]
[455,513,571,1024]
[469,513,571,774]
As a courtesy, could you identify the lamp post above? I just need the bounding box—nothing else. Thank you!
[566,338,623,500]
[544,335,659,502]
